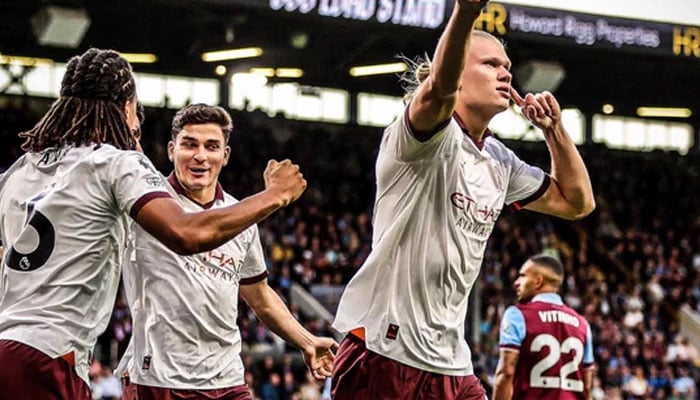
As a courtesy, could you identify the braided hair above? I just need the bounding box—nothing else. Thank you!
[20,48,138,152]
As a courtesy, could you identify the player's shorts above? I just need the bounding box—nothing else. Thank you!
[122,374,138,400]
[332,333,487,400]
[0,339,91,400]
[136,384,252,400]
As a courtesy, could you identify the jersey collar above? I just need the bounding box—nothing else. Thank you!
[531,292,564,305]
[167,172,224,209]
[452,112,492,151]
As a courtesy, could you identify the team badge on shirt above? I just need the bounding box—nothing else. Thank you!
[144,175,163,188]
[142,355,152,370]
[386,323,400,340]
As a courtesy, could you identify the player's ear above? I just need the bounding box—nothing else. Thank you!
[222,145,231,166]
[167,140,175,162]
[535,273,545,289]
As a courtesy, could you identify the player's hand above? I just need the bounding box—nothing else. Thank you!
[302,336,339,380]
[510,88,562,132]
[458,0,489,15]
[263,159,307,207]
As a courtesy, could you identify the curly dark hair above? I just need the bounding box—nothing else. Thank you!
[170,103,233,143]
[20,48,138,152]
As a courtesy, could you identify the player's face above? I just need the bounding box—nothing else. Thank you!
[168,123,230,198]
[458,36,513,117]
[514,261,539,302]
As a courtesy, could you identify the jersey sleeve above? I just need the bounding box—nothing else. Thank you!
[503,149,550,208]
[499,305,526,351]
[239,226,269,285]
[583,322,595,368]
[109,151,172,218]
[381,106,456,163]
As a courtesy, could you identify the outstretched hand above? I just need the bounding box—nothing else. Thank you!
[510,87,562,132]
[302,336,340,380]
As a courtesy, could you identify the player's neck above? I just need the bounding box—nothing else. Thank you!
[454,109,490,142]
[186,186,216,206]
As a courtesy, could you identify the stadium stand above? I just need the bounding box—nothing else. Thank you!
[1,3,699,398]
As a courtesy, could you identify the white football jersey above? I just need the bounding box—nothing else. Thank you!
[0,144,170,384]
[333,110,548,376]
[122,174,267,389]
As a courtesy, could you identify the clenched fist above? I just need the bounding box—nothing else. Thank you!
[458,0,489,15]
[263,159,307,207]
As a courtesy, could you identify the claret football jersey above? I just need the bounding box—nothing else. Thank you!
[499,293,594,400]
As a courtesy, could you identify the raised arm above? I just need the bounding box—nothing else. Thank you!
[511,89,595,220]
[408,0,487,133]
[239,279,338,380]
[134,159,306,255]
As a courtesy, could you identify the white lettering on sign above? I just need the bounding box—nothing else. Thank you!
[270,0,447,29]
[507,8,661,49]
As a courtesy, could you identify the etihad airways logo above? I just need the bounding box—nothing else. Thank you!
[450,192,501,222]
[450,192,501,236]
[183,250,243,284]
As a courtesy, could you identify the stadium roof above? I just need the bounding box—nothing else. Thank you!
[1,0,698,125]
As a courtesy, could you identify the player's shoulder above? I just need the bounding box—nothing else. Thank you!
[221,190,239,205]
[503,304,525,320]
[0,153,29,178]
[483,134,517,161]
[87,144,141,161]
[93,146,157,172]
[78,143,128,167]
[223,192,260,234]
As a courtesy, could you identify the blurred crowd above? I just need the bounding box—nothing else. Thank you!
[1,97,699,400]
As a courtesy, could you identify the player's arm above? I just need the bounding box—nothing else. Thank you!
[134,160,305,255]
[511,89,595,220]
[408,0,487,133]
[493,349,520,400]
[495,305,526,400]
[583,367,593,400]
[582,322,595,400]
[239,278,338,380]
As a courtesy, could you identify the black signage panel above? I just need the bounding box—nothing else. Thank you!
[476,3,700,59]
[224,0,700,59]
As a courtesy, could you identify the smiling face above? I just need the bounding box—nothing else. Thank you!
[168,122,230,203]
[457,34,513,119]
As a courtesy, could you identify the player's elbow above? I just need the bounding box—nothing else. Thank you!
[164,226,214,255]
[568,197,596,220]
[162,231,197,255]
[494,364,516,382]
[497,369,515,381]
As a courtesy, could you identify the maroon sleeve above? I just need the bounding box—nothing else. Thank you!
[240,270,269,286]
[404,106,452,142]
[510,175,551,211]
[129,192,172,219]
